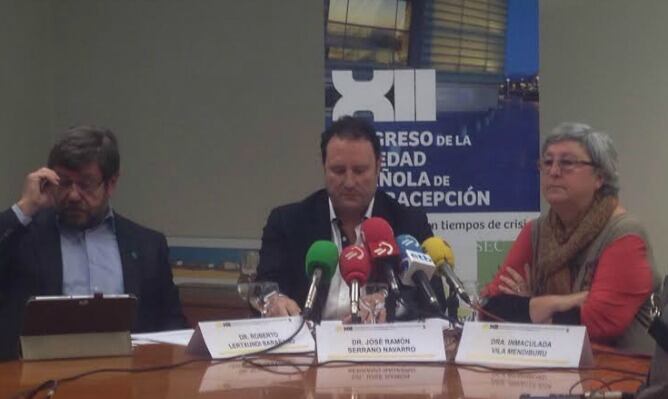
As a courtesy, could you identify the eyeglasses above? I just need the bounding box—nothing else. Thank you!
[56,178,105,195]
[537,158,596,174]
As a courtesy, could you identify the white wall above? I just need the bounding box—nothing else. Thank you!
[1,1,325,239]
[0,1,54,206]
[541,0,668,274]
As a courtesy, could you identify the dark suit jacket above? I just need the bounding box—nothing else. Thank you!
[256,189,443,320]
[0,207,186,360]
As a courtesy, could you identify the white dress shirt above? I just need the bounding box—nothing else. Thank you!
[321,197,374,320]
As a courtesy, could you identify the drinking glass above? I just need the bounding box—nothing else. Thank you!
[237,281,279,317]
[359,283,389,324]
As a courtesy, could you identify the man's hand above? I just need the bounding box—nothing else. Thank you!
[16,168,60,217]
[263,293,302,317]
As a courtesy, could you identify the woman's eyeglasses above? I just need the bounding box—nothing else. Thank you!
[537,158,596,173]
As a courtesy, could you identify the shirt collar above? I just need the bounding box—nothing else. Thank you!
[328,195,375,223]
[104,206,117,233]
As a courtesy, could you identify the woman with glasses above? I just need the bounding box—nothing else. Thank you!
[481,123,660,354]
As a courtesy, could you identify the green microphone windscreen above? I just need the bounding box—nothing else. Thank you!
[305,240,338,282]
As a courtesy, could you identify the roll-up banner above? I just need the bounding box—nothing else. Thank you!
[324,0,540,284]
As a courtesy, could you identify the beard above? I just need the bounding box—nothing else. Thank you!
[57,204,106,230]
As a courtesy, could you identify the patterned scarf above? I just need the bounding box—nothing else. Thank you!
[533,194,618,295]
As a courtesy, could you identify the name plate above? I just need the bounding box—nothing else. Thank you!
[315,320,446,363]
[455,322,593,368]
[186,316,315,359]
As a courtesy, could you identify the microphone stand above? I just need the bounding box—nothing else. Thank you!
[445,279,460,321]
[303,268,322,319]
[350,280,361,324]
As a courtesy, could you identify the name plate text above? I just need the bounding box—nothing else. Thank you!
[187,316,314,359]
[455,322,593,368]
[315,320,446,363]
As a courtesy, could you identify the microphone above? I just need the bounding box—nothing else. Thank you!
[360,217,401,297]
[421,237,471,304]
[303,240,339,319]
[396,234,441,314]
[396,234,422,252]
[339,245,372,324]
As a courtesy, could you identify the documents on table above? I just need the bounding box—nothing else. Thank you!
[132,329,194,346]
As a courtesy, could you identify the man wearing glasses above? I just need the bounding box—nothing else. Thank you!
[0,126,186,360]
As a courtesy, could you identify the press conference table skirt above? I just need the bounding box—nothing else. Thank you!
[0,343,650,399]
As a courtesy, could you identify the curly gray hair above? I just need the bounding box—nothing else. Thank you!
[542,123,619,196]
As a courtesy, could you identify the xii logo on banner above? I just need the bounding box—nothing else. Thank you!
[332,69,436,122]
